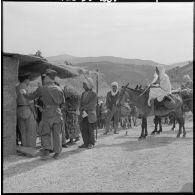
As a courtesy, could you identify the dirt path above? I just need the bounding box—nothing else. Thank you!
[3,118,193,192]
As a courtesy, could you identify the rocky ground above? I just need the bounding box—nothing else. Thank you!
[3,116,193,193]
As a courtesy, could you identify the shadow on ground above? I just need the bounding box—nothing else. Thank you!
[96,135,192,153]
[3,146,86,179]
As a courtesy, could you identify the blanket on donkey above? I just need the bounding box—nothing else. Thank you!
[154,93,182,111]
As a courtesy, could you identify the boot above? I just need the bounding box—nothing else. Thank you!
[40,149,50,160]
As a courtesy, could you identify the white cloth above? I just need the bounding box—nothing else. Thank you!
[149,87,169,102]
[84,77,94,89]
[148,65,171,105]
[152,71,158,84]
[111,81,119,96]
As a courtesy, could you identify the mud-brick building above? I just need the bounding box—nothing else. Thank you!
[3,52,79,156]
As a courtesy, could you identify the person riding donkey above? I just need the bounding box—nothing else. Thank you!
[147,65,175,114]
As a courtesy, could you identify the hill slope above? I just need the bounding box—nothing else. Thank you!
[74,61,156,88]
[165,61,192,70]
[47,54,160,66]
[167,61,193,84]
[46,54,77,64]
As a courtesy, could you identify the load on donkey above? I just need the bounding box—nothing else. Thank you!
[117,65,193,140]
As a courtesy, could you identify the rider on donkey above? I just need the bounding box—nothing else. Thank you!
[148,65,172,114]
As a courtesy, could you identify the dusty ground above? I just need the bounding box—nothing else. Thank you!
[3,116,193,193]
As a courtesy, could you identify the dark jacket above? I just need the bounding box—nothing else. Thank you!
[80,90,97,123]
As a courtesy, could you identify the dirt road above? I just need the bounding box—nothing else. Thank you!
[3,118,193,192]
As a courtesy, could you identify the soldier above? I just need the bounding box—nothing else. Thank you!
[21,69,65,160]
[16,73,37,148]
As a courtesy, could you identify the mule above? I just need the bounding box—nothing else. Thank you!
[117,84,186,140]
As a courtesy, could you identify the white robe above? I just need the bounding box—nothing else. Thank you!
[149,66,171,102]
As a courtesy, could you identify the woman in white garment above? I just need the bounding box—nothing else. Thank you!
[148,65,172,113]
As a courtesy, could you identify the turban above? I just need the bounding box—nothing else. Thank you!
[84,77,94,89]
[111,81,118,88]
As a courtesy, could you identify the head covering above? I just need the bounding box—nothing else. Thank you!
[157,65,166,78]
[83,77,94,89]
[183,74,192,82]
[111,81,118,88]
[111,81,119,96]
[99,100,103,105]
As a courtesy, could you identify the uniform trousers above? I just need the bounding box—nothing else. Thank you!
[41,121,62,154]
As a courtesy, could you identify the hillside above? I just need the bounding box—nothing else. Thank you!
[165,61,192,70]
[74,61,156,88]
[46,54,77,64]
[46,54,160,66]
[167,61,193,88]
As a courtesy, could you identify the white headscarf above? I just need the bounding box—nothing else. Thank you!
[111,81,119,96]
[84,77,94,89]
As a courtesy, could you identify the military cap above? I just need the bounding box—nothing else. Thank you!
[44,69,57,77]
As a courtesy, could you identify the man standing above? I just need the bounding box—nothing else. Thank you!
[21,69,65,160]
[79,77,97,149]
[104,81,120,134]
[16,74,37,148]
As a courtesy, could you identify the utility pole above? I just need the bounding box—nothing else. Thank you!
[96,69,99,140]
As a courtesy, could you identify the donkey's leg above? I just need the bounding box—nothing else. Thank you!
[157,117,162,134]
[138,117,145,140]
[171,117,176,131]
[151,116,158,135]
[145,117,148,137]
[176,118,182,138]
[182,117,186,137]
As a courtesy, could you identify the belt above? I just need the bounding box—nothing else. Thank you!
[17,105,29,107]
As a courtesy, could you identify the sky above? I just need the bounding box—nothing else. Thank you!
[3,2,193,64]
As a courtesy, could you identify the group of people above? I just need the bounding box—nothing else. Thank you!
[16,65,193,160]
[16,69,97,160]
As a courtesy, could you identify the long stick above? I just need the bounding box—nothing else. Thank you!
[96,69,98,140]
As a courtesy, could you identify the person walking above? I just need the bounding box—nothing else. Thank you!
[79,77,97,149]
[21,69,65,160]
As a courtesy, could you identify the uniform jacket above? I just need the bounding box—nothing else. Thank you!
[80,90,97,123]
[23,83,65,124]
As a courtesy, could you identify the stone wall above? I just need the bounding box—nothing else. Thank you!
[3,56,19,156]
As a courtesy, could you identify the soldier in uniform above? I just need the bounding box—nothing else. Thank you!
[21,69,65,160]
[16,73,37,148]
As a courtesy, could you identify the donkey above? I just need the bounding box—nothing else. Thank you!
[117,83,186,140]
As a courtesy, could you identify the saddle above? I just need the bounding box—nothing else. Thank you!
[154,94,177,111]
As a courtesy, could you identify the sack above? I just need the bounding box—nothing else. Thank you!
[17,106,31,119]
